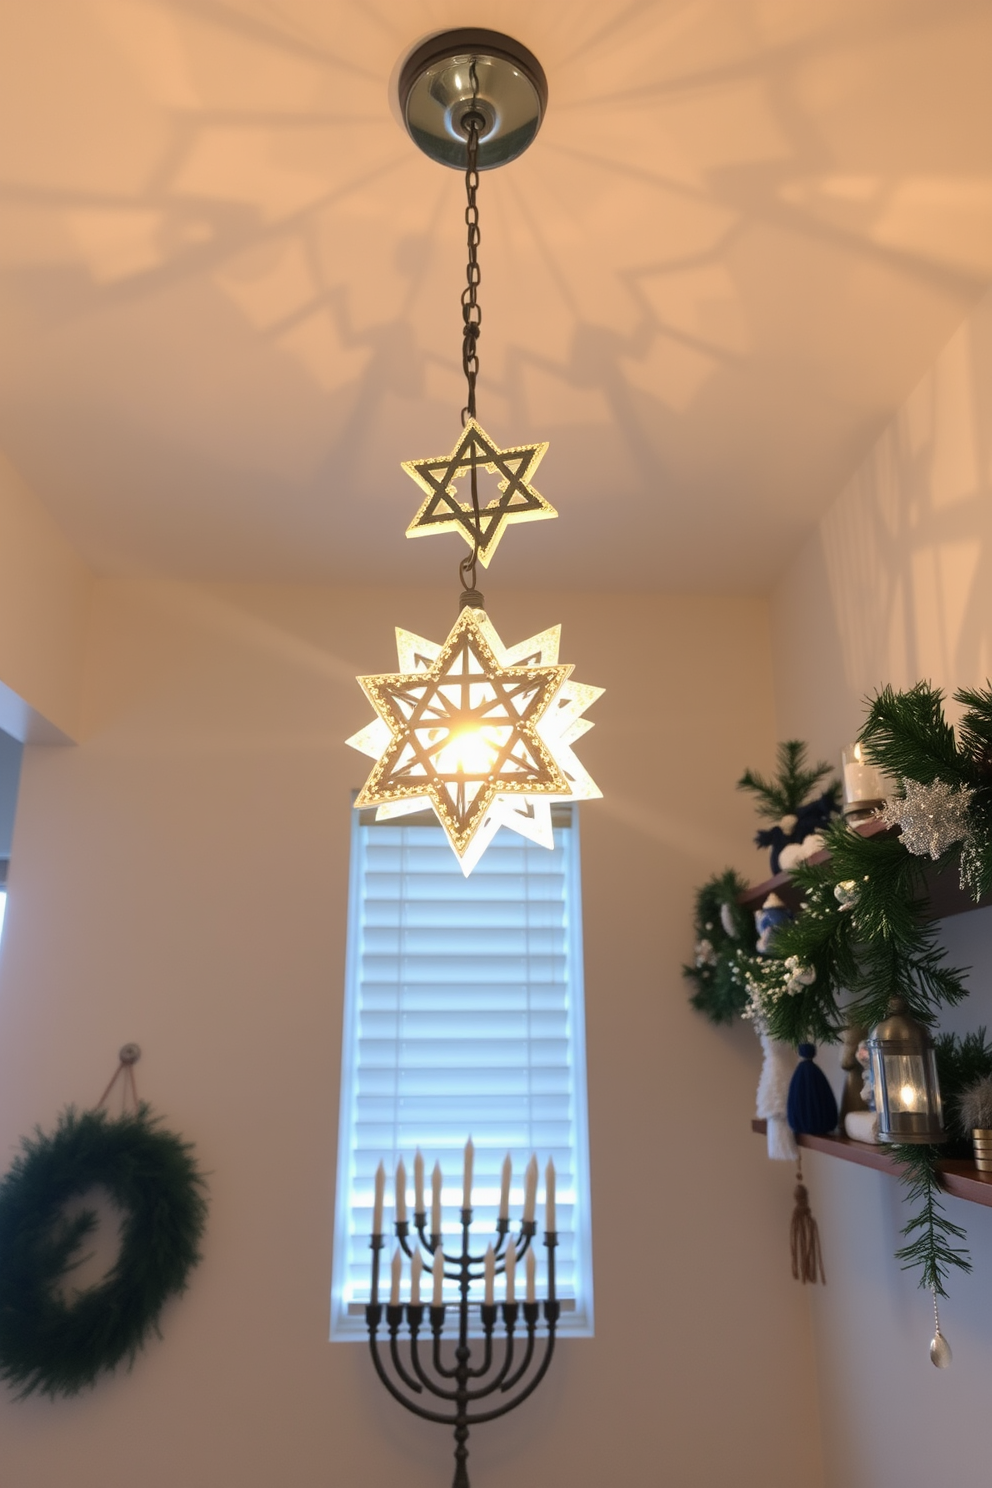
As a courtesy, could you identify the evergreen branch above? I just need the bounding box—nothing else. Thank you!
[810,820,927,948]
[888,1143,971,1295]
[953,685,992,777]
[935,1029,992,1142]
[859,682,970,787]
[737,740,836,820]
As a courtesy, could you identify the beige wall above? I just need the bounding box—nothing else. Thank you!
[0,577,821,1487]
[770,285,992,1488]
[0,450,92,743]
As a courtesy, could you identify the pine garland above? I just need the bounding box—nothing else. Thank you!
[861,681,992,900]
[733,819,970,1048]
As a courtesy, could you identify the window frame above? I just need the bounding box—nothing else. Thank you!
[330,802,594,1340]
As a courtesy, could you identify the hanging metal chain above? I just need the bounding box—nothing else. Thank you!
[458,62,485,600]
[460,67,483,426]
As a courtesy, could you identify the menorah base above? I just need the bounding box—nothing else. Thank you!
[453,1425,470,1488]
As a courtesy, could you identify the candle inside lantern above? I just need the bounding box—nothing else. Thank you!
[499,1153,512,1220]
[433,1247,444,1307]
[373,1161,385,1236]
[484,1244,495,1306]
[504,1238,516,1302]
[523,1155,538,1222]
[411,1249,423,1305]
[545,1157,556,1233]
[391,1248,402,1306]
[414,1149,425,1214]
[432,1162,442,1235]
[463,1138,474,1210]
[885,1054,928,1111]
[395,1157,407,1224]
[525,1245,536,1303]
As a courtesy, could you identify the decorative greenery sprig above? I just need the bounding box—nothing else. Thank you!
[737,740,837,820]
[888,1143,970,1297]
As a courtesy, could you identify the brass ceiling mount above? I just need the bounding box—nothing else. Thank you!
[397,29,548,170]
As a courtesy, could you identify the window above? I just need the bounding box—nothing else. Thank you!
[0,727,22,951]
[331,803,593,1338]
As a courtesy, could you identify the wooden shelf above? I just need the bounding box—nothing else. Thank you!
[751,1119,992,1208]
[739,818,992,920]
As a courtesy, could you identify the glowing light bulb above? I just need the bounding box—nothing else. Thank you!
[900,1083,919,1108]
[433,728,499,777]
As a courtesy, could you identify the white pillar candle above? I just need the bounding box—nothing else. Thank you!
[525,1245,536,1303]
[523,1155,538,1222]
[544,1158,556,1233]
[504,1238,516,1303]
[414,1150,425,1214]
[372,1161,386,1236]
[433,1248,445,1307]
[499,1154,512,1220]
[410,1249,423,1305]
[432,1162,443,1235]
[395,1158,407,1224]
[484,1244,495,1307]
[390,1248,402,1306]
[842,742,885,806]
[463,1137,474,1209]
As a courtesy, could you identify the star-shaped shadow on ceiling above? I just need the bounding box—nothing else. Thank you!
[402,420,556,567]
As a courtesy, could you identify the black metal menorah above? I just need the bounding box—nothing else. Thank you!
[365,1149,559,1488]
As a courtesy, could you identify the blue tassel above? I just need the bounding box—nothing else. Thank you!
[787,1044,838,1135]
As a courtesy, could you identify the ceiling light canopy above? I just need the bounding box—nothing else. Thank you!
[398,29,548,170]
[348,36,600,874]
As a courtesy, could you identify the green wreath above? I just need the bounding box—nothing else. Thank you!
[0,1104,208,1398]
[683,868,757,1024]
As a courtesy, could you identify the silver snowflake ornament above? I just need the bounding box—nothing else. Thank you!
[880,777,976,859]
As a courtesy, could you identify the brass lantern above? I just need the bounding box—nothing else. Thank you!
[867,997,946,1144]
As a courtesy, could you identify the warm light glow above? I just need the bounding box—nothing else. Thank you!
[900,1083,920,1108]
[431,725,502,777]
[347,607,602,873]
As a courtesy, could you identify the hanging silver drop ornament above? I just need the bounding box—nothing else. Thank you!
[929,1288,952,1368]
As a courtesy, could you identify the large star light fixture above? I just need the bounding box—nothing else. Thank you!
[348,32,601,874]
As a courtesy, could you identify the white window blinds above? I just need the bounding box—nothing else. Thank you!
[331,805,593,1338]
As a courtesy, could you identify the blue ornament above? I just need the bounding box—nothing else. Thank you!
[787,1044,838,1135]
[755,894,791,955]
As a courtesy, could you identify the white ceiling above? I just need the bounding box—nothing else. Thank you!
[1,0,990,593]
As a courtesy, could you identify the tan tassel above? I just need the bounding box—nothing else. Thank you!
[790,1158,825,1284]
